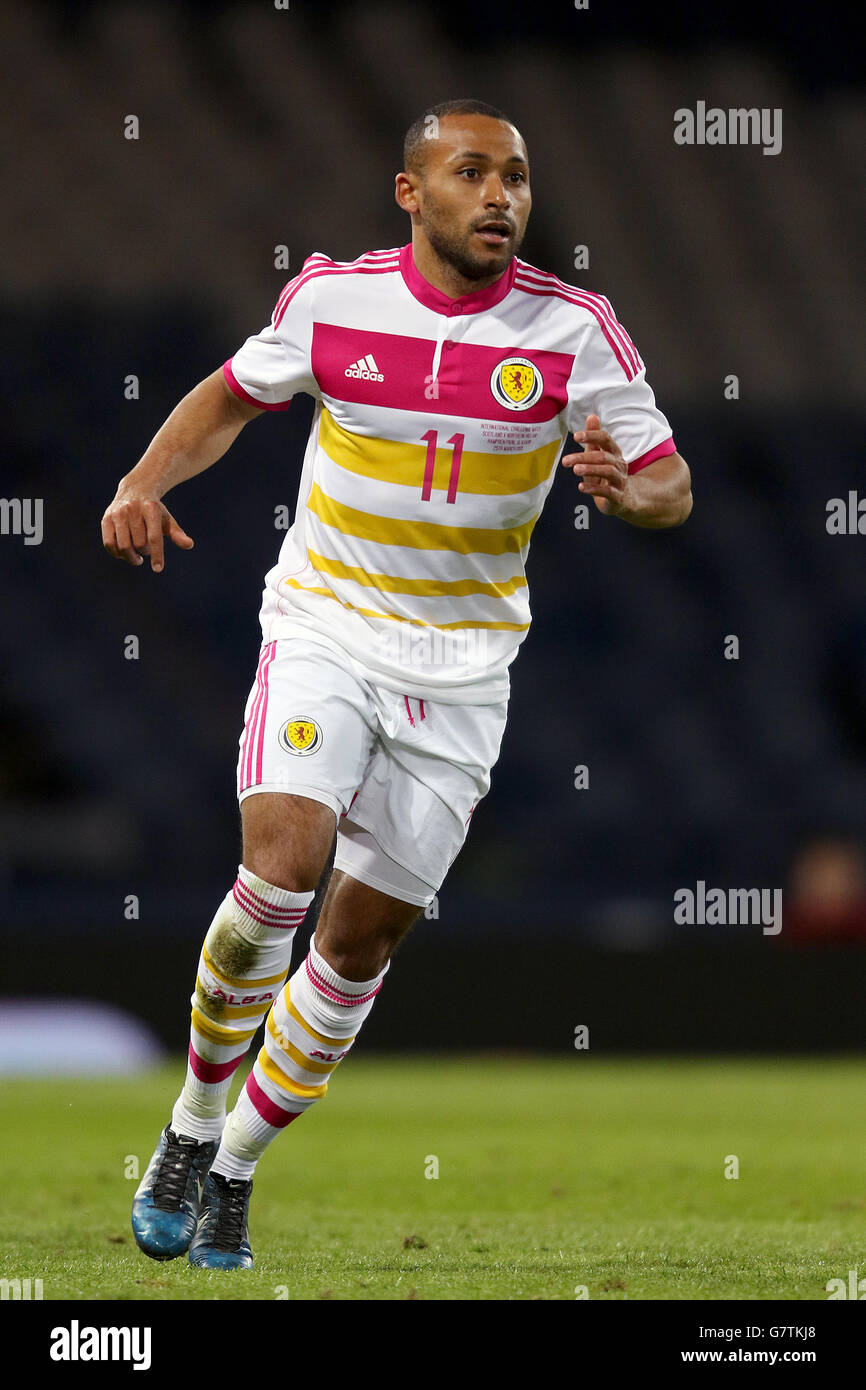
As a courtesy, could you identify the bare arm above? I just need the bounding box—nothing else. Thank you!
[561,414,692,528]
[102,368,264,570]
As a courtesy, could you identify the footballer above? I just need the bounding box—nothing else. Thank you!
[102,99,692,1269]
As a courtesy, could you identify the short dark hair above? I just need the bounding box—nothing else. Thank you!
[403,99,517,176]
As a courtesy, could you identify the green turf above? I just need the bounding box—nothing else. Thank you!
[1,1055,863,1300]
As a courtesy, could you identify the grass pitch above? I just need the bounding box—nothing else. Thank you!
[1,1055,863,1301]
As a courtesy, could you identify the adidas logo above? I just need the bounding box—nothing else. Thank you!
[344,353,384,382]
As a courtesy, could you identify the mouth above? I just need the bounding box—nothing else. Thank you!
[473,222,513,246]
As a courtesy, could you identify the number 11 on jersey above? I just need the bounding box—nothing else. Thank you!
[420,430,465,504]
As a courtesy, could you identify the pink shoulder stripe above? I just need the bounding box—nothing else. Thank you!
[536,273,643,375]
[274,259,401,328]
[514,276,636,380]
[597,291,641,366]
[514,265,642,378]
[272,250,387,324]
[272,250,401,328]
[514,268,642,376]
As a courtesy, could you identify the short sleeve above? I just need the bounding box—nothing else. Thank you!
[223,265,320,411]
[564,296,676,475]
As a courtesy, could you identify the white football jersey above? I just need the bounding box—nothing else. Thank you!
[224,244,676,703]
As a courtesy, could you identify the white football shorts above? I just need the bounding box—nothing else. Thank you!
[236,636,508,907]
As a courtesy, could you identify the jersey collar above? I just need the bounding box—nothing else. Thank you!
[399,242,516,316]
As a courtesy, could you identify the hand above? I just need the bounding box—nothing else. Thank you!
[561,414,631,516]
[101,491,194,572]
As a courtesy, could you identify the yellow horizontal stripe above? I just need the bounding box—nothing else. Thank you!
[319,407,559,496]
[191,1007,259,1048]
[201,944,287,991]
[307,482,537,556]
[266,1012,341,1075]
[257,1045,329,1099]
[282,578,529,633]
[286,987,355,1048]
[195,978,272,1020]
[306,547,527,600]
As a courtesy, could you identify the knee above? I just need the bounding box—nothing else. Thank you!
[242,848,320,895]
[314,931,395,980]
[315,885,419,979]
[241,794,335,893]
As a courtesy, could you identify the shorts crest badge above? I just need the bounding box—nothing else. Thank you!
[279,717,323,756]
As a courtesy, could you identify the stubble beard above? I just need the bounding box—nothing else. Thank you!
[421,198,524,284]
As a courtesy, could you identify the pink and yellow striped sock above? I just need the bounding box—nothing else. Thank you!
[170,866,314,1142]
[210,937,388,1178]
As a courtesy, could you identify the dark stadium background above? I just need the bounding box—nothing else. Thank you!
[1,0,864,1055]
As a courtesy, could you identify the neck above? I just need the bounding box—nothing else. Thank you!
[410,230,506,299]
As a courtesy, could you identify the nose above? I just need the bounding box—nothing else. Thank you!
[482,175,510,208]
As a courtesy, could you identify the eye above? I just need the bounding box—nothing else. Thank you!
[458,167,480,178]
[509,172,527,183]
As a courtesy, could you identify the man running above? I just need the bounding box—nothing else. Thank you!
[102,98,692,1269]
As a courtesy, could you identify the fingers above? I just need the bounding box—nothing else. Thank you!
[577,472,624,502]
[128,510,149,553]
[563,450,624,490]
[101,509,143,566]
[561,416,619,467]
[572,422,617,452]
[561,416,619,456]
[562,414,626,497]
[166,515,195,551]
[102,498,193,570]
[144,502,166,573]
[560,416,627,514]
[562,448,617,472]
[561,453,626,506]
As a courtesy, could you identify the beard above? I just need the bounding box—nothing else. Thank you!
[420,195,524,282]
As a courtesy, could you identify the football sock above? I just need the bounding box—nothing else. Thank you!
[170,866,314,1142]
[209,936,388,1179]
